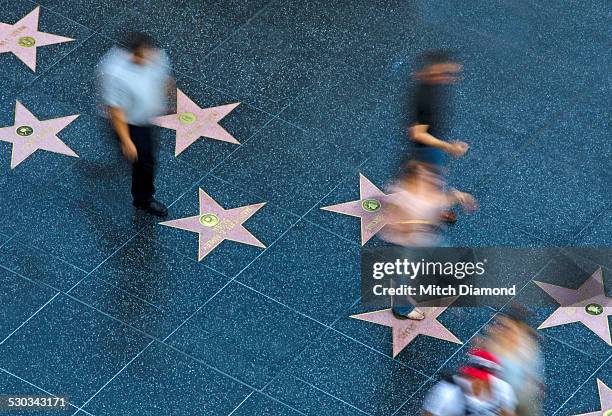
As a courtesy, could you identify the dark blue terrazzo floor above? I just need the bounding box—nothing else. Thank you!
[0,0,610,415]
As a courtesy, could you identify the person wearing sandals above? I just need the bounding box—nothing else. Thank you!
[380,161,477,320]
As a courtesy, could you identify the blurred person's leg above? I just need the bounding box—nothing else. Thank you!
[391,277,424,320]
[392,305,415,316]
[392,304,424,320]
[129,125,166,216]
[130,125,156,203]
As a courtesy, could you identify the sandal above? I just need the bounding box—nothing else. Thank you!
[406,308,426,320]
[393,308,425,321]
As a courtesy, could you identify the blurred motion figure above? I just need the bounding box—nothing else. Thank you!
[98,32,173,217]
[383,49,476,320]
[382,161,477,248]
[406,49,467,224]
[482,307,545,416]
[422,349,517,416]
[380,161,477,320]
[409,49,467,168]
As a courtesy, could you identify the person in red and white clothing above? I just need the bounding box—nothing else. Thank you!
[422,349,517,416]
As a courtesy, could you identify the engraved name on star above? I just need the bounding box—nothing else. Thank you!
[0,6,74,71]
[351,296,462,357]
[160,188,265,260]
[572,379,611,416]
[321,174,397,245]
[535,267,611,345]
[0,101,79,169]
[153,88,240,156]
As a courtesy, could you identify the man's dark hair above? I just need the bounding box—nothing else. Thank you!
[418,49,456,69]
[124,32,156,53]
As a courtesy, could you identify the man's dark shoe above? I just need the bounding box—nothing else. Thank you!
[133,199,168,217]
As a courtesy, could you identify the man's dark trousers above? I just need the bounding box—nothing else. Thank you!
[128,124,159,204]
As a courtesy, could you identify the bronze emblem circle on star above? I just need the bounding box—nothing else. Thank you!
[199,213,220,227]
[362,199,381,212]
[17,36,36,47]
[179,112,197,125]
[585,303,604,316]
[16,125,34,136]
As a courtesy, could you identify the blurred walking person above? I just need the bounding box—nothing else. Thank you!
[383,50,474,320]
[422,348,517,416]
[482,307,545,416]
[98,32,173,217]
[405,49,468,223]
[380,161,477,320]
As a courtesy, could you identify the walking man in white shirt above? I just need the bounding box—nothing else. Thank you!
[98,32,173,217]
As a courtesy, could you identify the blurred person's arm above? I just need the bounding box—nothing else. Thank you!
[409,124,468,158]
[109,106,138,162]
[100,69,138,163]
[448,188,478,212]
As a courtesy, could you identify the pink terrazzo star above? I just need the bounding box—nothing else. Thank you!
[573,379,611,416]
[160,188,265,260]
[321,174,396,245]
[351,297,462,357]
[153,89,240,156]
[0,100,79,169]
[0,7,74,71]
[535,267,611,345]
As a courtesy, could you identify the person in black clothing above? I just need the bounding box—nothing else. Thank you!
[389,50,473,320]
[409,49,468,169]
[401,49,468,224]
